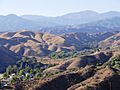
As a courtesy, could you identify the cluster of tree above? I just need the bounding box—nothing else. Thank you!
[3,57,48,83]
[50,51,78,59]
[105,55,120,70]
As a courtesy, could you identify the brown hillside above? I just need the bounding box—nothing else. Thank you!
[0,30,116,57]
[14,66,120,90]
[99,32,120,50]
[14,66,96,90]
[44,52,112,73]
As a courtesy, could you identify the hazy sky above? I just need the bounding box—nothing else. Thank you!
[0,0,119,16]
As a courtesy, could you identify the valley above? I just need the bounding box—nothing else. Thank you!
[0,10,120,90]
[0,30,120,90]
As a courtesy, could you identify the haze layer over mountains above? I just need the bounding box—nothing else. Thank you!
[0,10,120,34]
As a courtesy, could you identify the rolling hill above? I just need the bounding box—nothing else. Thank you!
[0,30,117,57]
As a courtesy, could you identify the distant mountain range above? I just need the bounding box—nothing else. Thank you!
[22,10,120,26]
[0,11,120,34]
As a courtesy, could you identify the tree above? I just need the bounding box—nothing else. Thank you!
[12,65,17,73]
[3,73,8,78]
[6,65,13,75]
[50,52,58,59]
[25,66,31,73]
[11,76,18,83]
[18,70,24,76]
[106,55,120,70]
[30,69,34,74]
[25,73,30,80]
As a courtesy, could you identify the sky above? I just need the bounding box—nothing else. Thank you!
[0,0,120,16]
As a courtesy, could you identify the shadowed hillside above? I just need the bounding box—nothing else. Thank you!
[0,46,21,73]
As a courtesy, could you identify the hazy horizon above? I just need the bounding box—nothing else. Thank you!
[0,10,120,17]
[0,0,120,17]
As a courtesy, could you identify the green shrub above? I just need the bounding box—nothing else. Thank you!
[106,55,120,70]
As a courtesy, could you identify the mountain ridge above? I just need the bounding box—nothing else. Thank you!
[0,11,120,33]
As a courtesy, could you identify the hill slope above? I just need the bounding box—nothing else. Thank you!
[0,30,116,57]
[99,32,120,50]
[0,46,20,73]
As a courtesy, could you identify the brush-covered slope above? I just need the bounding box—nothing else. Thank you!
[43,52,112,74]
[12,49,120,90]
[15,66,120,90]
